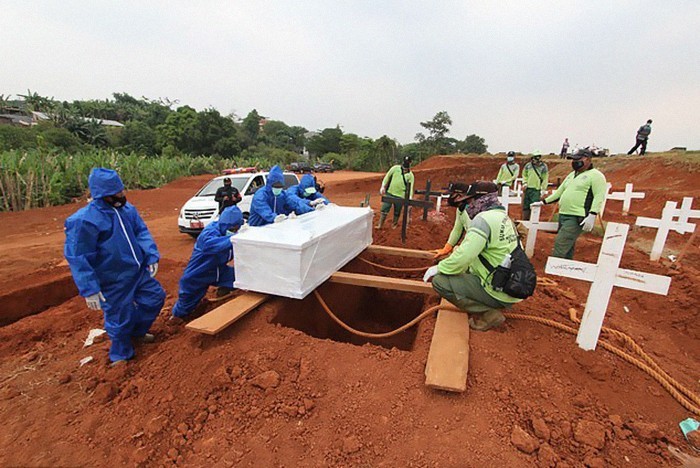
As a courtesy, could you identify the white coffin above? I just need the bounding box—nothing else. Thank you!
[232,206,373,299]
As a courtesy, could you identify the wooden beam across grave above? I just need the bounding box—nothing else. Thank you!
[365,245,435,260]
[186,292,268,335]
[329,271,436,295]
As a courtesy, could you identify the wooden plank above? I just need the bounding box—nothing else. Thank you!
[186,292,268,335]
[424,299,470,392]
[365,245,435,260]
[329,271,436,295]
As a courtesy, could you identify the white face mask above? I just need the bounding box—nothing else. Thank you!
[507,157,514,163]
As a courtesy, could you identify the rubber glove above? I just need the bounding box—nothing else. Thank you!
[315,203,325,211]
[423,265,439,283]
[380,185,386,196]
[530,201,544,208]
[288,212,297,219]
[148,263,158,278]
[309,198,324,206]
[580,213,596,232]
[85,292,106,311]
[432,242,453,259]
[274,214,287,223]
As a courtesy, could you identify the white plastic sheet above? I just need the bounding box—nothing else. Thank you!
[232,206,373,299]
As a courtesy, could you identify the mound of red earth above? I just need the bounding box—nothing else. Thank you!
[0,154,698,466]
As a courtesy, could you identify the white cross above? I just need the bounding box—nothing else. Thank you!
[636,201,697,261]
[677,197,700,226]
[498,186,522,213]
[545,222,671,350]
[520,203,559,257]
[607,183,645,215]
[598,182,613,217]
[512,178,524,197]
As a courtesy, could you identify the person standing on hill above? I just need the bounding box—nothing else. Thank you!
[64,168,165,365]
[560,138,570,158]
[521,151,549,220]
[627,119,652,155]
[531,149,607,259]
[495,151,520,193]
[377,156,415,229]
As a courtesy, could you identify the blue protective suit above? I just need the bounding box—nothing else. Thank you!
[172,206,244,318]
[248,165,312,226]
[64,168,165,362]
[286,173,329,209]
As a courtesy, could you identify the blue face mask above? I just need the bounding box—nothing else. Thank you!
[272,187,283,196]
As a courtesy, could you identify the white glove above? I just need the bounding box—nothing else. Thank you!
[288,212,297,219]
[274,214,287,223]
[148,263,158,278]
[580,213,596,232]
[237,224,249,234]
[315,203,326,211]
[541,190,548,196]
[85,292,106,311]
[530,201,544,208]
[309,198,324,207]
[380,185,386,196]
[423,265,439,283]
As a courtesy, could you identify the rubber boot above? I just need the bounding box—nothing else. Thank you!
[216,287,235,298]
[469,309,506,331]
[376,212,387,229]
[391,216,400,229]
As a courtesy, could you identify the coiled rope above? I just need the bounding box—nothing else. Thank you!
[313,290,700,415]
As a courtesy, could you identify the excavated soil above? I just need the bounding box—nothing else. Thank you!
[1,157,699,467]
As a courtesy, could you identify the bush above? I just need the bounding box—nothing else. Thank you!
[0,126,36,151]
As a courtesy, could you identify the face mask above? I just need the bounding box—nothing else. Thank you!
[304,187,316,196]
[106,195,127,208]
[272,187,283,196]
[507,157,514,163]
[447,193,469,210]
[572,160,585,171]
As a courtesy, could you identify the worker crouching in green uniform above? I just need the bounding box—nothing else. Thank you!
[431,182,472,258]
[521,151,549,220]
[531,148,607,259]
[377,156,415,229]
[423,181,523,331]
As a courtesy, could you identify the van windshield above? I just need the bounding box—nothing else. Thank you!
[197,178,248,197]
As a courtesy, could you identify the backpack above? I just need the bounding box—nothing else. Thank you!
[478,219,537,299]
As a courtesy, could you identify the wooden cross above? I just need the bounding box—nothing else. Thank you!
[414,179,447,220]
[382,186,433,244]
[598,182,613,217]
[607,183,645,215]
[545,222,671,350]
[498,186,522,214]
[635,201,697,261]
[359,193,370,207]
[520,203,559,257]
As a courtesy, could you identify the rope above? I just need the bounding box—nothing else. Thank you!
[357,256,432,272]
[313,290,700,415]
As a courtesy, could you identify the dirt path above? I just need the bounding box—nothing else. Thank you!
[0,155,698,466]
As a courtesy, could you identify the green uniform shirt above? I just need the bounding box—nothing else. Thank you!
[438,207,522,304]
[545,167,607,216]
[522,161,549,190]
[447,207,471,246]
[496,163,520,186]
[382,165,415,198]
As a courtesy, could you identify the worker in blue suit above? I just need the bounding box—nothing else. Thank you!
[171,206,244,320]
[248,165,312,226]
[286,173,330,210]
[64,168,165,365]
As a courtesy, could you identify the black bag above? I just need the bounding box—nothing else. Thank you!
[479,242,537,300]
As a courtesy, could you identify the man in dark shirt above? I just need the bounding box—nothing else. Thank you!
[627,119,652,155]
[214,178,242,214]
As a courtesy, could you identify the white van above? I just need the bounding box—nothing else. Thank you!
[178,171,300,236]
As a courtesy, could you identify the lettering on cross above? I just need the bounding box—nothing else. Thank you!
[607,183,645,215]
[635,201,697,261]
[545,222,671,350]
[520,203,559,257]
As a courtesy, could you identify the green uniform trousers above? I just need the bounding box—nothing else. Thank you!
[522,187,541,221]
[380,197,403,222]
[432,272,511,315]
[552,213,584,259]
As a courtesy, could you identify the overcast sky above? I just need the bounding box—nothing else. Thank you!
[1,1,698,153]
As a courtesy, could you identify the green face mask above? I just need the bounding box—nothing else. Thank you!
[272,187,283,196]
[304,187,316,196]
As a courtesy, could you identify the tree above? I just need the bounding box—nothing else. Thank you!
[306,126,343,158]
[416,111,454,157]
[456,134,488,154]
[374,135,397,169]
[119,121,158,155]
[242,109,263,145]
